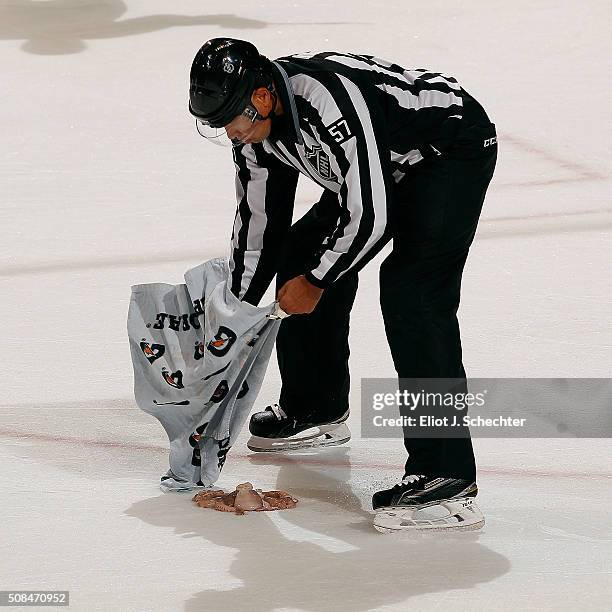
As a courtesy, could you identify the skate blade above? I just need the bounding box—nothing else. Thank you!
[373,498,485,534]
[247,423,351,453]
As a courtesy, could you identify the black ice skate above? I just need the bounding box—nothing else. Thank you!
[372,474,484,533]
[247,404,351,452]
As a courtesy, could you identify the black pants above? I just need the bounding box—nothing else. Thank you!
[276,95,497,481]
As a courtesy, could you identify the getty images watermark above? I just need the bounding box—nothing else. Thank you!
[371,387,526,428]
[361,378,612,438]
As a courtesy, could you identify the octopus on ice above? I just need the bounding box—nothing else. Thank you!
[192,482,298,515]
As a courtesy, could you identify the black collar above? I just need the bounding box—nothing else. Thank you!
[270,61,303,146]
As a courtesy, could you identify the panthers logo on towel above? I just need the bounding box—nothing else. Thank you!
[305,143,338,183]
[237,381,249,399]
[194,340,204,361]
[140,340,165,364]
[189,422,209,467]
[153,399,190,406]
[217,437,231,471]
[207,326,237,357]
[161,367,184,389]
[210,380,229,403]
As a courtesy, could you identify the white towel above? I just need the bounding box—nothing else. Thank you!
[128,258,281,490]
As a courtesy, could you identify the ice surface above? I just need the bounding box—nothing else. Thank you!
[1,1,611,610]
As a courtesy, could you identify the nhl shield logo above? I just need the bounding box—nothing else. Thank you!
[305,144,337,182]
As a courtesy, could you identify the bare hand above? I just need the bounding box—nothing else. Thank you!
[277,275,324,314]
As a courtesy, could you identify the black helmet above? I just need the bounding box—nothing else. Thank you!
[189,38,273,128]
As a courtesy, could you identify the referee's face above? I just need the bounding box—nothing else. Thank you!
[224,86,275,145]
[225,114,271,146]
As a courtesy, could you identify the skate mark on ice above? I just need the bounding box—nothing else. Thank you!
[481,207,612,223]
[0,248,222,277]
[494,133,607,189]
[540,525,612,544]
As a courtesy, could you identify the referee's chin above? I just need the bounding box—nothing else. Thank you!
[251,120,272,143]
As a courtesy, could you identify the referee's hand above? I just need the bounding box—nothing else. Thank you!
[277,275,324,314]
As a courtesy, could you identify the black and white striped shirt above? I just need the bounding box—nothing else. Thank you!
[229,52,467,304]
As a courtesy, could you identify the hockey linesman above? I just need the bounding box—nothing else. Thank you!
[188,38,497,532]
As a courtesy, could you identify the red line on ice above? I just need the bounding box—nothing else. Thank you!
[1,427,610,480]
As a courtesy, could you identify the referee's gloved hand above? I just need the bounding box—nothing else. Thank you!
[277,275,324,314]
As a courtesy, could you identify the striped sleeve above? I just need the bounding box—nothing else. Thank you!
[229,143,299,305]
[291,73,393,288]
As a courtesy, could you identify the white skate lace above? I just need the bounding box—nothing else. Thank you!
[401,474,426,486]
[269,404,288,420]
